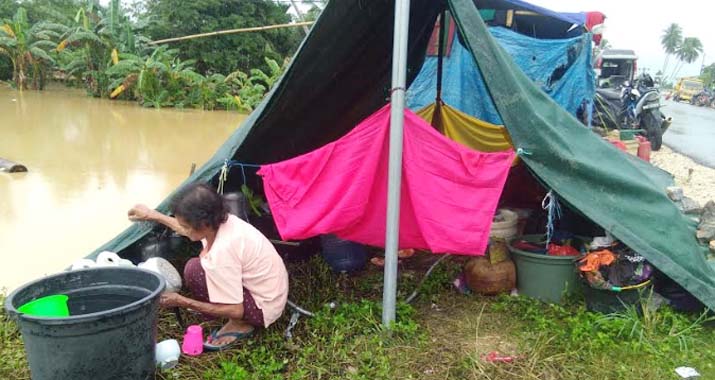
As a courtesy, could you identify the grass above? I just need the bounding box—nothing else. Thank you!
[2,253,715,379]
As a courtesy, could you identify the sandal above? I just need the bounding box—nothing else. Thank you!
[202,328,255,352]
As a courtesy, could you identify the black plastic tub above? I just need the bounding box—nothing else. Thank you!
[4,267,165,380]
[580,279,652,314]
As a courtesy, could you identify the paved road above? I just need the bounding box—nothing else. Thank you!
[661,99,715,168]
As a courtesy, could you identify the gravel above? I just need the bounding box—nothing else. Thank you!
[651,145,715,206]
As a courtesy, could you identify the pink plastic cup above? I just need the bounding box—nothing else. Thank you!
[181,324,204,356]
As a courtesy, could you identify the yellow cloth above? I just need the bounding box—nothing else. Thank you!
[416,102,514,152]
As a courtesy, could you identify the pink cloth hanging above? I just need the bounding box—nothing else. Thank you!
[257,105,515,255]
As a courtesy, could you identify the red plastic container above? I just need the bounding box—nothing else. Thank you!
[637,139,651,161]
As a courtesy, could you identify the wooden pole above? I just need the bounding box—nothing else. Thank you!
[148,21,314,45]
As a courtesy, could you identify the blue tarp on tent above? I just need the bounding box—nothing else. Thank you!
[407,27,595,125]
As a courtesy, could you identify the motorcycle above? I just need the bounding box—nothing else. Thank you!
[690,90,712,107]
[592,73,667,150]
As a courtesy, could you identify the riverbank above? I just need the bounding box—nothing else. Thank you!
[651,145,715,206]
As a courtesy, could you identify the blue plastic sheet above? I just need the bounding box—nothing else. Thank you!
[407,27,595,125]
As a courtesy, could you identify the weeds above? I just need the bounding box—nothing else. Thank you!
[2,255,714,380]
[488,292,715,379]
[0,297,30,380]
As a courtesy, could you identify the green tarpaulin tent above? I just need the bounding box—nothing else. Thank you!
[91,0,715,310]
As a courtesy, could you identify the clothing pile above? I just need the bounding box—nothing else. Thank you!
[578,243,653,291]
[509,231,584,257]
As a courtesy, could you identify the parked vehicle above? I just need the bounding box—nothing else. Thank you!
[690,89,712,107]
[593,73,667,150]
[672,77,704,103]
[594,49,637,89]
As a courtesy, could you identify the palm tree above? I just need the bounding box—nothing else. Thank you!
[660,23,682,75]
[670,37,703,80]
[0,8,66,89]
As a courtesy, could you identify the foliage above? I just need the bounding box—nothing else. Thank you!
[677,37,704,64]
[150,256,424,380]
[0,0,17,82]
[240,184,265,217]
[141,0,302,75]
[3,256,715,380]
[1,0,292,112]
[303,3,325,23]
[0,7,66,89]
[660,23,682,74]
[56,0,146,97]
[488,293,715,379]
[700,63,715,89]
[0,295,30,380]
[105,46,284,110]
[660,23,704,83]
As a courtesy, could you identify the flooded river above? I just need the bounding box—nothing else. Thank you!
[0,86,243,292]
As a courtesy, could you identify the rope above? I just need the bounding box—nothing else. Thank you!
[405,254,451,304]
[541,190,562,247]
[217,160,229,195]
[216,160,262,194]
[594,94,620,130]
[516,148,532,156]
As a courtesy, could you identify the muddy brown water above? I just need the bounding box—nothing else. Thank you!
[0,86,243,292]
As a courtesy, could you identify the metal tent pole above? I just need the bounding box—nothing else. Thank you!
[382,0,411,327]
[436,10,446,103]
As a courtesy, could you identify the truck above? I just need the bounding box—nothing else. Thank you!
[672,77,704,103]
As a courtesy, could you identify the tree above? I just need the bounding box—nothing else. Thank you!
[660,23,682,75]
[700,63,715,88]
[58,0,144,96]
[0,0,17,80]
[0,7,66,89]
[23,0,84,25]
[670,37,703,80]
[303,3,324,22]
[141,0,302,75]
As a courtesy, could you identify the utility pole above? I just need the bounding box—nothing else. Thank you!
[289,0,311,35]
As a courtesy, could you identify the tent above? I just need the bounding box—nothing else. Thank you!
[91,0,715,311]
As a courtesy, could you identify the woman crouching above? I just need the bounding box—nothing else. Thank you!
[128,183,288,351]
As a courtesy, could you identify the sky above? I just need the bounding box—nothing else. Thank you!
[527,0,712,78]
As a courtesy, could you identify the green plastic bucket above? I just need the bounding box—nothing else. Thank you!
[17,295,70,317]
[508,236,579,303]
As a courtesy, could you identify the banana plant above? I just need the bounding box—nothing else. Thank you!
[106,45,201,107]
[57,0,145,97]
[0,8,66,89]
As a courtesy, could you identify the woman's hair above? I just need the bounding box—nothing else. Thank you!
[169,183,228,230]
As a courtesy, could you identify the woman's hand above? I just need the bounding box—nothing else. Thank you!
[128,204,154,222]
[159,292,185,308]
